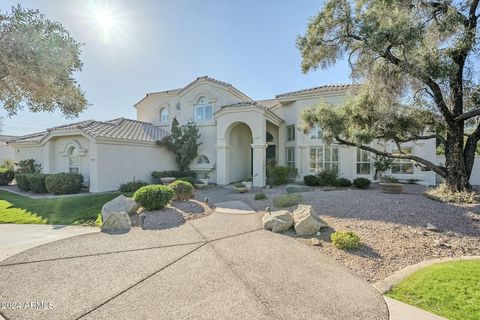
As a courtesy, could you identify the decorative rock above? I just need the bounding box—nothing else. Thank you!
[285,184,310,194]
[426,223,439,232]
[101,211,132,234]
[293,205,329,236]
[433,240,452,249]
[262,210,294,233]
[102,195,139,222]
[316,231,322,237]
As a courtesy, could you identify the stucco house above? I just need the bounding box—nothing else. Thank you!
[0,135,17,164]
[9,76,453,192]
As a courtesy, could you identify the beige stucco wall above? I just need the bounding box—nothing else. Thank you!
[228,123,252,182]
[0,141,15,164]
[13,145,44,168]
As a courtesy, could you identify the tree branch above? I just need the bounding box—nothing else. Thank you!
[454,108,480,121]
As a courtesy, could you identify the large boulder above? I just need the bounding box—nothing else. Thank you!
[102,195,139,222]
[263,210,294,233]
[293,205,329,236]
[101,211,132,234]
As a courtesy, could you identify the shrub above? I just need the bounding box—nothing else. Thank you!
[267,166,298,185]
[15,174,30,191]
[15,159,42,174]
[168,180,194,200]
[151,170,197,183]
[353,177,371,189]
[119,179,148,193]
[382,175,400,183]
[273,193,303,208]
[336,178,352,187]
[1,159,15,170]
[331,231,361,250]
[45,173,84,195]
[133,184,174,210]
[254,192,267,200]
[303,175,319,186]
[424,183,479,204]
[0,168,14,186]
[317,169,338,186]
[27,173,49,193]
[177,176,195,185]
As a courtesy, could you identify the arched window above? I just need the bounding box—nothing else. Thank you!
[194,96,212,121]
[266,132,275,143]
[160,107,169,123]
[197,155,210,165]
[68,147,80,174]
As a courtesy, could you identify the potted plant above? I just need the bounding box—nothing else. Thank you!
[234,182,248,193]
[373,155,394,181]
[379,175,404,193]
[242,176,253,189]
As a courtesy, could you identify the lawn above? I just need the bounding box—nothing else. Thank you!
[387,260,480,320]
[0,190,125,225]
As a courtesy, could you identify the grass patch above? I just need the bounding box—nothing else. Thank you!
[272,193,303,208]
[0,190,126,226]
[387,260,480,320]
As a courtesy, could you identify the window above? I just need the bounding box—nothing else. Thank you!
[286,125,295,142]
[310,146,339,173]
[356,148,371,175]
[68,147,80,174]
[266,132,274,143]
[194,97,212,121]
[197,155,210,165]
[160,107,169,123]
[391,146,414,174]
[286,147,295,168]
[310,124,323,139]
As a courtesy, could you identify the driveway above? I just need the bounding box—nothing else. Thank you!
[0,203,388,320]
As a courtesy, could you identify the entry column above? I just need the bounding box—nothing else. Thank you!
[251,144,267,187]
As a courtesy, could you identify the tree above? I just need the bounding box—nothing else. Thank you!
[156,118,201,171]
[297,0,480,192]
[0,5,87,117]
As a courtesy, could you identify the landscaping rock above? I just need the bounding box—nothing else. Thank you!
[262,210,294,233]
[285,184,310,194]
[101,211,132,234]
[293,205,329,236]
[426,223,439,232]
[102,195,139,222]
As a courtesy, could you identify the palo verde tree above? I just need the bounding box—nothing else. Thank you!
[156,118,201,171]
[297,0,480,192]
[0,5,87,117]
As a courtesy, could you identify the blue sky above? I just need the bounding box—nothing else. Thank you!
[1,0,350,136]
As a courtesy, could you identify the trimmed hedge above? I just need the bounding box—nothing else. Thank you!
[133,184,174,210]
[151,170,197,183]
[119,179,148,193]
[168,180,194,200]
[45,173,84,195]
[267,166,298,186]
[0,168,14,186]
[15,174,30,191]
[353,177,371,189]
[303,175,319,186]
[336,178,352,187]
[27,173,49,193]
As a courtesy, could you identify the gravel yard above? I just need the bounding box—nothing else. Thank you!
[196,184,480,282]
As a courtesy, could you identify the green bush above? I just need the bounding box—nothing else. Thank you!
[133,184,174,210]
[0,168,14,186]
[331,231,361,250]
[353,177,371,189]
[27,173,49,193]
[1,159,15,170]
[267,166,298,185]
[303,175,319,186]
[15,159,42,174]
[15,174,30,191]
[151,170,197,183]
[177,176,195,185]
[317,169,338,186]
[45,173,84,195]
[119,179,148,193]
[336,178,352,187]
[273,193,303,208]
[254,192,267,200]
[168,180,194,200]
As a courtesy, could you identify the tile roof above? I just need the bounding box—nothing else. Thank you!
[220,101,269,110]
[0,135,19,142]
[275,84,353,98]
[9,118,169,144]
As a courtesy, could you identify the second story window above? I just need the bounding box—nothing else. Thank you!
[194,97,212,121]
[160,107,169,123]
[286,125,295,142]
[310,124,323,139]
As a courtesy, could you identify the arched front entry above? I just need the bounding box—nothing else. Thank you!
[228,123,253,182]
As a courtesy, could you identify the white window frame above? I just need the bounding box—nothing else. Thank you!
[194,97,213,121]
[286,147,295,168]
[310,124,323,140]
[310,146,339,173]
[286,125,295,142]
[356,148,371,175]
[68,146,80,174]
[160,107,169,123]
[391,146,414,174]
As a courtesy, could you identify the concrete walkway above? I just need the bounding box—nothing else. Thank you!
[385,297,448,320]
[0,203,388,320]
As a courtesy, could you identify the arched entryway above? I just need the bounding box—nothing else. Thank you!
[227,122,253,182]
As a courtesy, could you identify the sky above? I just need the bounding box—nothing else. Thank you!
[0,0,351,136]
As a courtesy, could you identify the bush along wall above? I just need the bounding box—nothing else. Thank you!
[45,173,84,195]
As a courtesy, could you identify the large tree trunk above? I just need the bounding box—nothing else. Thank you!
[444,125,472,192]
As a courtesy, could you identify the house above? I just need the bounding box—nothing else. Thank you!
[0,135,17,164]
[9,76,442,192]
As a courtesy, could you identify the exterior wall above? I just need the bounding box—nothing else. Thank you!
[0,141,15,163]
[93,141,176,192]
[49,136,91,184]
[437,156,480,186]
[13,145,44,167]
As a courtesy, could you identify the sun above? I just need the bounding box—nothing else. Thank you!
[94,8,115,33]
[87,2,122,42]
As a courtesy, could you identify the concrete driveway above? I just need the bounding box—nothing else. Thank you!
[0,205,388,320]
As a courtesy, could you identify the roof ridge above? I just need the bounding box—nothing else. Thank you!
[275,83,354,98]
